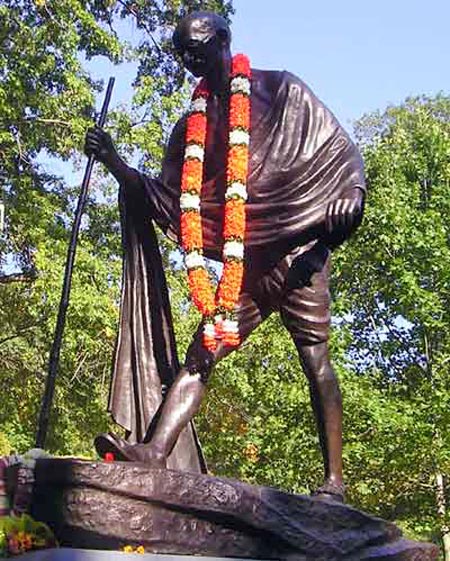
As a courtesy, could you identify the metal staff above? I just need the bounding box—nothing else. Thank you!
[36,77,115,448]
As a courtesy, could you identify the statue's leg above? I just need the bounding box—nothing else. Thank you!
[294,340,344,497]
[146,292,269,464]
[280,251,344,500]
[95,293,270,465]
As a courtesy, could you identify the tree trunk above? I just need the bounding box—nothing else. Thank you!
[435,471,450,561]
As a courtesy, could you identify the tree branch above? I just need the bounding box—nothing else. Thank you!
[22,117,72,127]
[116,0,162,53]
[0,325,39,346]
[0,272,37,284]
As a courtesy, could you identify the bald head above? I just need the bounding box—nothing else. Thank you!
[172,11,232,82]
[173,11,231,51]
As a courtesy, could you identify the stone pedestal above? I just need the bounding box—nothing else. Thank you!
[7,549,256,561]
[30,459,439,561]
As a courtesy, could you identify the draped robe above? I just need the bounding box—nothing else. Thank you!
[108,69,366,471]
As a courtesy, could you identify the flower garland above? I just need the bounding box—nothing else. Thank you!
[0,514,57,556]
[180,54,251,352]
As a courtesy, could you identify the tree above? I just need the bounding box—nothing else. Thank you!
[332,95,450,556]
[0,0,233,455]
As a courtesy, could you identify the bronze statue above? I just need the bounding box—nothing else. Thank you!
[85,11,365,502]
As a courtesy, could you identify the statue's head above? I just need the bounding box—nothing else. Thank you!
[173,11,231,79]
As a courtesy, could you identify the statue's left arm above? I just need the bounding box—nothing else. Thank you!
[286,181,365,290]
[282,72,366,289]
[323,161,365,250]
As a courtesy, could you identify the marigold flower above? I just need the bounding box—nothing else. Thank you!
[223,332,240,346]
[17,531,32,551]
[223,199,245,238]
[188,268,215,315]
[181,159,203,193]
[227,144,249,184]
[231,53,251,77]
[217,261,244,309]
[181,212,202,250]
[229,94,250,129]
[203,334,217,351]
[186,113,207,144]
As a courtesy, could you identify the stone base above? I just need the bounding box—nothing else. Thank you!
[8,549,256,561]
[30,459,439,561]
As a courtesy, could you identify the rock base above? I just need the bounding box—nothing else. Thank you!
[5,549,255,561]
[30,459,439,561]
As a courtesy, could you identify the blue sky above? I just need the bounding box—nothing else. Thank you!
[231,0,449,128]
[54,0,449,183]
[90,0,449,131]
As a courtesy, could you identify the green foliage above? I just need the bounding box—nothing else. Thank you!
[0,514,57,556]
[333,95,450,547]
[0,433,11,457]
[0,0,232,456]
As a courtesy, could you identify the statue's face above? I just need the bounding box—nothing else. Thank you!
[173,18,224,78]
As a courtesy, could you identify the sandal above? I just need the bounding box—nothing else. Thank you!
[312,481,346,503]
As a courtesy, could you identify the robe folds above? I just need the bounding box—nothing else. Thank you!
[109,187,205,472]
[108,69,366,470]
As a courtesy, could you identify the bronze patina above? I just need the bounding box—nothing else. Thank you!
[85,11,366,502]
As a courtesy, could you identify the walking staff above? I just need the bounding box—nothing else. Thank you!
[35,77,115,449]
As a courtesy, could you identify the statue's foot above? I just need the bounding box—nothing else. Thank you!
[94,433,167,468]
[312,480,346,503]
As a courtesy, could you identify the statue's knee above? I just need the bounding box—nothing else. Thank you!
[298,343,339,388]
[185,356,214,384]
[178,368,203,388]
[184,345,215,383]
[171,368,206,416]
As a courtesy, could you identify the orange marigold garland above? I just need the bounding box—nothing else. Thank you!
[180,54,251,351]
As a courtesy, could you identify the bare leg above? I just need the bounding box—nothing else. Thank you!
[94,329,236,465]
[95,367,210,465]
[294,340,344,494]
[94,293,266,466]
[145,367,207,461]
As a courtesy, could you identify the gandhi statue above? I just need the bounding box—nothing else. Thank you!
[85,11,365,502]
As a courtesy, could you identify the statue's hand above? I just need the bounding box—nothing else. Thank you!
[285,242,329,290]
[84,126,118,167]
[325,190,364,239]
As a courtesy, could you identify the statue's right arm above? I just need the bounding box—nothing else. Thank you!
[85,119,186,236]
[84,126,141,189]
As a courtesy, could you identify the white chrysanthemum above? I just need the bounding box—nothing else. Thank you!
[226,182,248,201]
[180,193,200,211]
[185,144,204,161]
[185,251,205,269]
[191,97,207,113]
[223,319,239,333]
[230,76,251,95]
[229,129,250,146]
[203,323,216,337]
[223,240,244,260]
